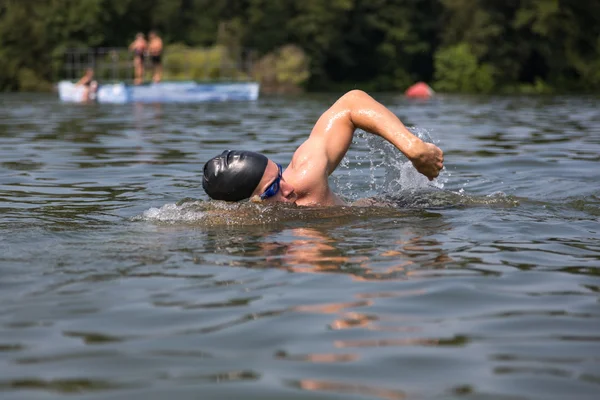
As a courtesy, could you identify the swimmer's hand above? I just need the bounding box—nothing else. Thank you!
[409,142,444,180]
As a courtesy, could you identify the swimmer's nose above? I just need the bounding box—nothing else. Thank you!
[280,180,295,199]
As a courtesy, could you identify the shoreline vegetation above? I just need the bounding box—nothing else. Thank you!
[1,0,598,95]
[159,43,310,95]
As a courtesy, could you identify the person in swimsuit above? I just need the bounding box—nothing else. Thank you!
[148,30,163,83]
[75,68,98,102]
[202,90,444,206]
[129,33,147,85]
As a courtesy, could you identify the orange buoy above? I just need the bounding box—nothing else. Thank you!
[405,82,434,99]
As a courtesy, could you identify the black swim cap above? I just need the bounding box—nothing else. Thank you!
[202,150,269,201]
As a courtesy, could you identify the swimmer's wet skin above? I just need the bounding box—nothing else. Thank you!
[202,90,444,207]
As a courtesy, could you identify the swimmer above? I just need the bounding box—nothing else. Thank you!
[75,67,98,102]
[203,90,444,206]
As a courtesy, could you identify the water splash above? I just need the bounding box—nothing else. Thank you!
[135,200,413,227]
[333,127,447,200]
[136,190,519,226]
[138,201,208,223]
[135,200,274,225]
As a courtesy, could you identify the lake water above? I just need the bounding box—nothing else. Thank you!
[1,93,599,400]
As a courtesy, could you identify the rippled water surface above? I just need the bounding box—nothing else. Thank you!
[1,93,599,400]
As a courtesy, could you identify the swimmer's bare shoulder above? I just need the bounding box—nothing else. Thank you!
[286,142,344,206]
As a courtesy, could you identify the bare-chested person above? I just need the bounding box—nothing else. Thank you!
[75,68,98,102]
[129,33,147,85]
[148,30,163,83]
[203,90,444,206]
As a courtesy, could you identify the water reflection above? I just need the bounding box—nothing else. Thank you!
[0,378,130,394]
[275,350,358,363]
[133,102,163,130]
[261,227,361,274]
[289,379,408,400]
[203,222,453,281]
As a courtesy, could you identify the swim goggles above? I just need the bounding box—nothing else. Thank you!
[259,163,283,200]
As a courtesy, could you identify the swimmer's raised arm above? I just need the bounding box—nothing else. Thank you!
[295,90,443,181]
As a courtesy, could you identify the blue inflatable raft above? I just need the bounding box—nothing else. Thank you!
[58,81,260,103]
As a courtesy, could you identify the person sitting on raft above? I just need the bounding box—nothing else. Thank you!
[203,90,444,206]
[75,68,98,102]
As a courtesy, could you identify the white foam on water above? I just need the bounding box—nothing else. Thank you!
[135,200,298,226]
[137,201,207,223]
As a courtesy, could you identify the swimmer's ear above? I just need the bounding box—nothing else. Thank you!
[250,195,262,203]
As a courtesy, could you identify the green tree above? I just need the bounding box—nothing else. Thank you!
[433,43,494,93]
[0,0,599,93]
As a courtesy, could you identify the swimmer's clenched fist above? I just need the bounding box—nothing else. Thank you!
[409,142,444,181]
[203,90,445,206]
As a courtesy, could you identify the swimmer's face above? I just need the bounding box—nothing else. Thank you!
[252,160,297,204]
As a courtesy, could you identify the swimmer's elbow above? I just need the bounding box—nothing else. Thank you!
[341,89,369,102]
[339,90,376,116]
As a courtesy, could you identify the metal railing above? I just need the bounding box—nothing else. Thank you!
[62,47,257,83]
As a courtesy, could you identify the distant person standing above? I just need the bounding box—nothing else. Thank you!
[148,31,163,83]
[129,33,147,85]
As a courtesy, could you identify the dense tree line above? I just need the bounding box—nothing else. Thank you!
[0,0,599,93]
